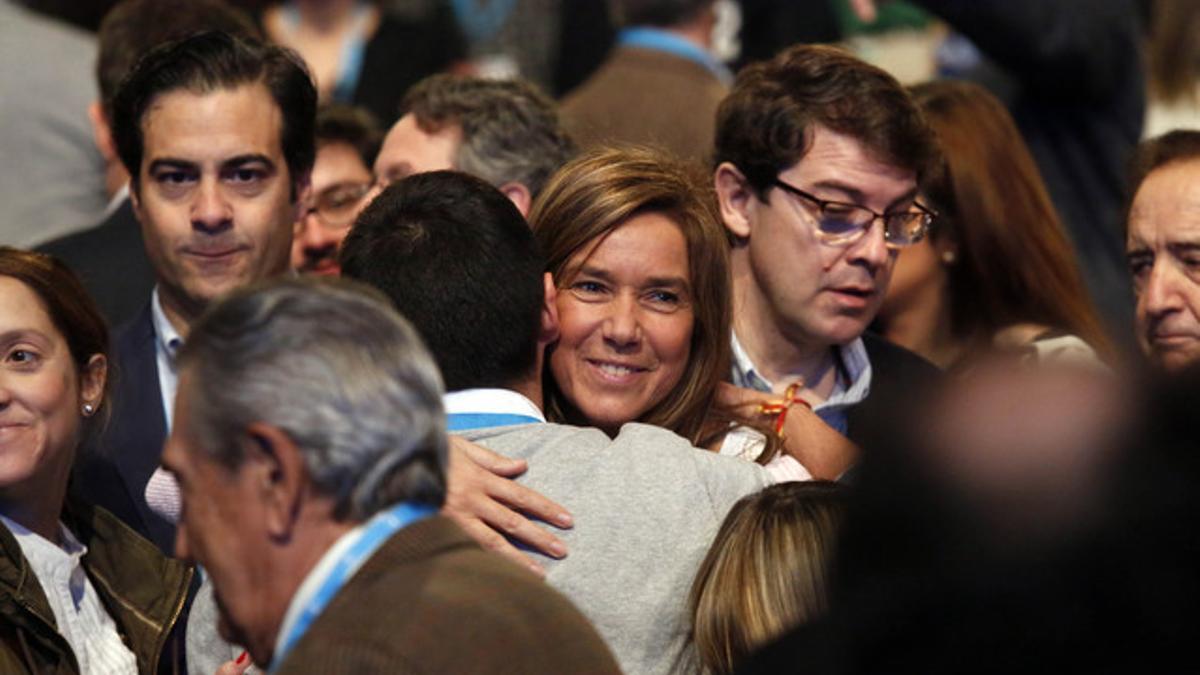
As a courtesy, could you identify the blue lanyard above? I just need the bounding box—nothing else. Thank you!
[270,501,436,671]
[617,27,732,84]
[447,412,542,431]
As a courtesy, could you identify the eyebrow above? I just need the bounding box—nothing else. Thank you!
[222,154,276,171]
[0,328,52,345]
[808,180,919,211]
[146,158,199,174]
[574,266,690,290]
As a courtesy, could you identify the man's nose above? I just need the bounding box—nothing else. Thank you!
[1140,261,1184,317]
[846,217,890,270]
[191,179,233,232]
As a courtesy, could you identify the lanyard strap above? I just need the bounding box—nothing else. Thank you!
[271,501,436,670]
[447,412,542,431]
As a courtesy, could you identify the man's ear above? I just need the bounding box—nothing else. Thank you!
[539,272,559,346]
[499,181,533,218]
[714,162,755,241]
[88,101,118,163]
[244,422,308,541]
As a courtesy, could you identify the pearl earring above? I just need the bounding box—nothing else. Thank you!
[82,403,95,416]
[941,250,957,265]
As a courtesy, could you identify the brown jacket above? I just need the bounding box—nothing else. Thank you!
[561,46,728,165]
[0,499,193,674]
[274,515,622,674]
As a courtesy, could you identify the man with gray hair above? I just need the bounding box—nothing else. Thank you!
[369,73,574,216]
[162,277,620,674]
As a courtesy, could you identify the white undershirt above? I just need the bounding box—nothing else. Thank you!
[0,515,138,675]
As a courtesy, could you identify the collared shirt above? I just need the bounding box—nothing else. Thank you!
[730,332,873,436]
[617,26,733,84]
[0,516,137,675]
[100,183,130,222]
[443,388,546,423]
[146,288,185,524]
[272,521,369,668]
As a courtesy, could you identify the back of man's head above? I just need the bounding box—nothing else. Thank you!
[97,0,259,122]
[609,0,714,27]
[714,44,937,198]
[178,277,448,519]
[340,171,545,392]
[399,75,575,199]
[111,30,316,194]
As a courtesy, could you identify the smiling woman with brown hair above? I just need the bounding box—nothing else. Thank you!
[0,247,191,674]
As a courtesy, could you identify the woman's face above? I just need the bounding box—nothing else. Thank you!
[550,211,695,433]
[0,276,102,500]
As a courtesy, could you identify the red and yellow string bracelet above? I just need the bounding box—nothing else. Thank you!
[756,382,812,440]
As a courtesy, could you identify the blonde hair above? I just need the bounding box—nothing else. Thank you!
[689,482,846,674]
[530,145,733,447]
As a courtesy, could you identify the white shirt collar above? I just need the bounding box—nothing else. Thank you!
[150,288,184,360]
[443,388,545,421]
[273,522,368,666]
[101,182,130,221]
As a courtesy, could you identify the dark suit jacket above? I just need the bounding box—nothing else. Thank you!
[275,516,621,675]
[560,45,728,165]
[36,197,156,331]
[846,332,944,450]
[73,303,175,555]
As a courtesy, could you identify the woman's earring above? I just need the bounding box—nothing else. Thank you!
[82,403,95,416]
[941,250,957,265]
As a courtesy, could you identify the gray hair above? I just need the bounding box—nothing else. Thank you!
[400,74,576,199]
[178,277,447,520]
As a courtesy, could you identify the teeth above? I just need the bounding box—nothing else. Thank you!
[597,363,637,376]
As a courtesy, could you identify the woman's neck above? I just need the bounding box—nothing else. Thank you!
[0,496,65,544]
[879,284,964,370]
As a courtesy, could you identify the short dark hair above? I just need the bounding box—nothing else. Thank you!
[400,74,575,198]
[96,0,259,122]
[340,171,545,391]
[112,31,316,195]
[1127,130,1200,207]
[315,103,382,168]
[609,0,713,27]
[714,44,937,198]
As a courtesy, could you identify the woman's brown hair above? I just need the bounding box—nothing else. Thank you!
[910,80,1114,362]
[0,247,112,432]
[529,146,736,448]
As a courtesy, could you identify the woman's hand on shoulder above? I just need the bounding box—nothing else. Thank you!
[442,436,574,576]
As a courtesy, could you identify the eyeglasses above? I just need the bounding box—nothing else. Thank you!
[301,182,372,230]
[771,178,935,248]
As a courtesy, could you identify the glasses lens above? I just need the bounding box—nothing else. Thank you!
[816,203,873,245]
[315,183,370,227]
[883,212,929,246]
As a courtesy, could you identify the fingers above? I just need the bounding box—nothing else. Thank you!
[450,435,528,477]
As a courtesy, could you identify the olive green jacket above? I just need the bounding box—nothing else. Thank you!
[0,498,193,674]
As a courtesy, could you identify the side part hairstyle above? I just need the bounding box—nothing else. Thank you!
[689,481,847,675]
[400,74,576,198]
[910,80,1112,359]
[177,277,447,520]
[0,247,112,433]
[1126,129,1200,215]
[529,145,731,448]
[340,171,545,393]
[111,30,317,196]
[714,43,938,200]
[96,0,259,122]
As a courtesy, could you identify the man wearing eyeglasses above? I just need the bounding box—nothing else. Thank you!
[713,44,943,477]
[291,105,380,276]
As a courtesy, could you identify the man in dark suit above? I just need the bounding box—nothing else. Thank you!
[560,0,728,166]
[711,44,943,478]
[37,0,258,329]
[73,31,316,555]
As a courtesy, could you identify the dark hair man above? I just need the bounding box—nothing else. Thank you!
[74,31,316,555]
[340,172,781,674]
[712,44,942,475]
[369,74,574,216]
[36,0,259,328]
[164,277,619,674]
[1125,129,1200,372]
[291,104,381,276]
